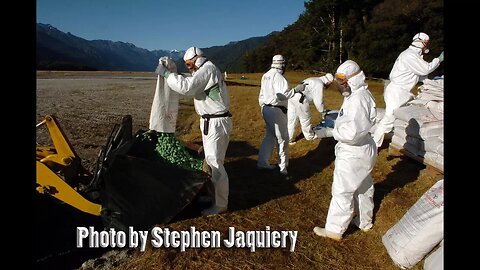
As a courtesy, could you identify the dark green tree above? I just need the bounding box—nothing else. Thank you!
[241,0,443,77]
[354,0,444,77]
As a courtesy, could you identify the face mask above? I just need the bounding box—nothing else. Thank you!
[272,57,286,73]
[333,80,352,97]
[413,39,430,55]
[185,57,200,73]
[334,69,360,97]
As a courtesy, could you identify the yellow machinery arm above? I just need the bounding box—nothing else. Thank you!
[36,115,101,216]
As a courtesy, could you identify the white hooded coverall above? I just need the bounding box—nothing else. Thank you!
[258,68,295,174]
[287,76,329,141]
[166,57,232,209]
[326,70,377,235]
[372,45,441,147]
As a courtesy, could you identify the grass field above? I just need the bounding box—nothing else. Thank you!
[36,71,442,270]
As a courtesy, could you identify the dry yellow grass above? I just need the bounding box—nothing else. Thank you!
[111,72,442,270]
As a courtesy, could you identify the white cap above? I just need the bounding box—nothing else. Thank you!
[183,46,204,61]
[271,54,286,69]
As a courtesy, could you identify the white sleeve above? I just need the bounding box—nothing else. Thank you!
[404,54,441,77]
[258,87,264,106]
[310,85,324,113]
[274,73,295,100]
[166,68,210,96]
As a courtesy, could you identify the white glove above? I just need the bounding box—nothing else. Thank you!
[314,127,334,139]
[155,57,177,77]
[155,62,170,77]
[437,51,444,62]
[160,56,178,73]
[293,83,306,93]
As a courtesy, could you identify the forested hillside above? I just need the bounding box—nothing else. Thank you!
[242,0,443,78]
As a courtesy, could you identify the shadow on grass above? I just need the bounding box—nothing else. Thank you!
[225,81,258,87]
[174,140,300,219]
[226,140,258,158]
[288,137,337,183]
[372,155,425,221]
[226,157,301,211]
[172,140,290,221]
[177,138,335,216]
[226,137,336,211]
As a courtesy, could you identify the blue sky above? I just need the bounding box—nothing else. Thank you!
[37,0,306,51]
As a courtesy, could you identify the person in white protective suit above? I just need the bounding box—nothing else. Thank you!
[257,55,304,176]
[372,32,444,147]
[156,46,233,216]
[313,60,377,241]
[287,73,334,143]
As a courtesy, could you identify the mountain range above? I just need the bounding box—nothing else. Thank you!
[36,23,272,72]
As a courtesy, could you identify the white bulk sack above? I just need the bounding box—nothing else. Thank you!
[405,120,443,140]
[394,105,438,123]
[424,137,444,156]
[426,101,444,121]
[394,119,408,129]
[423,241,443,270]
[422,78,444,90]
[424,152,444,170]
[419,122,443,141]
[382,179,444,269]
[392,125,408,141]
[149,57,179,133]
[391,134,407,147]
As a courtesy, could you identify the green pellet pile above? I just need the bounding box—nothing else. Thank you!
[139,131,203,171]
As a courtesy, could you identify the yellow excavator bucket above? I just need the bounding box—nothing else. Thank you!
[36,115,101,216]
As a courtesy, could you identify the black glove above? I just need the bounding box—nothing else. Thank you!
[293,83,306,93]
[299,93,306,103]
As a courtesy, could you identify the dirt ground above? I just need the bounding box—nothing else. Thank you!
[36,70,443,270]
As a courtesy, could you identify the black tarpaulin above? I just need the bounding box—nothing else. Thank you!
[98,119,209,231]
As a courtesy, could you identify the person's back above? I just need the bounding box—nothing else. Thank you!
[287,74,333,142]
[302,75,333,113]
[259,68,289,108]
[302,77,326,100]
[257,55,295,176]
[389,46,440,93]
[193,61,230,114]
[167,56,230,116]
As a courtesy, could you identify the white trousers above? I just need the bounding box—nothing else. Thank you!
[257,105,289,174]
[200,117,232,208]
[287,96,315,141]
[373,83,413,147]
[325,137,377,235]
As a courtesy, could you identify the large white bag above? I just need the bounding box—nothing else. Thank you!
[382,179,444,269]
[149,57,179,133]
[423,240,443,270]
